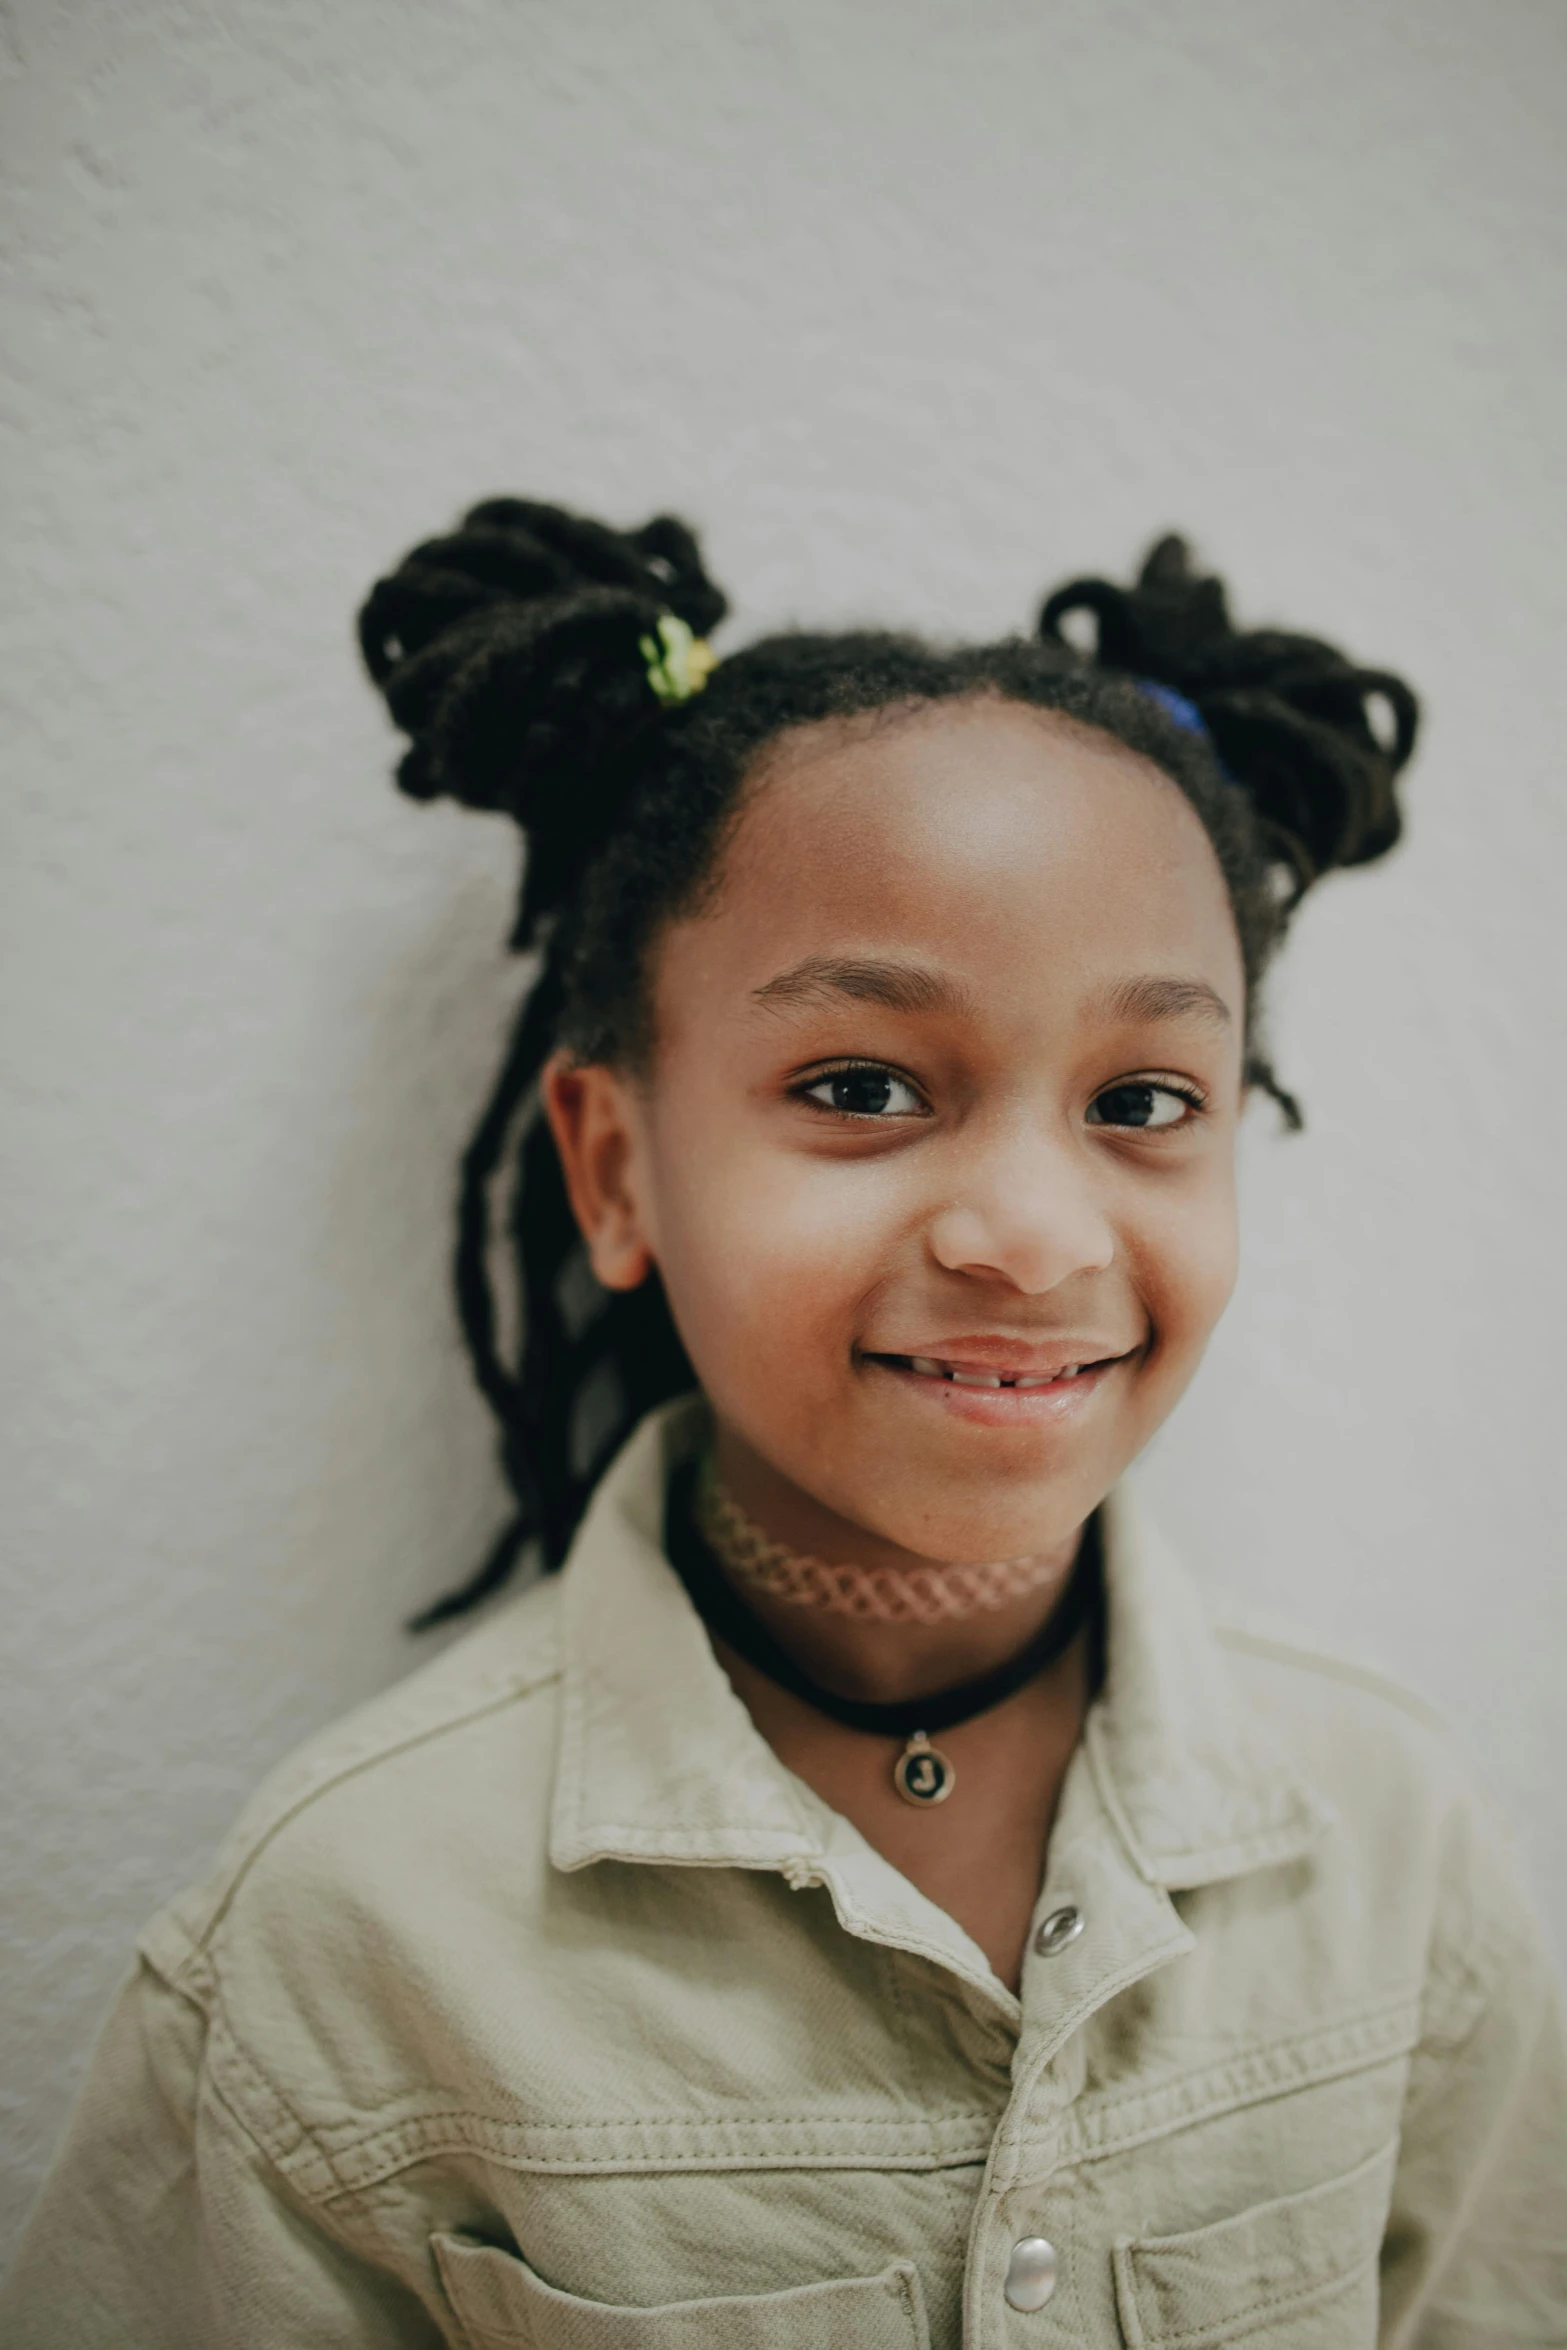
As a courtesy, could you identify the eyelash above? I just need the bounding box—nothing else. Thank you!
[795,1060,929,1119]
[1086,1076,1208,1133]
[794,1061,1209,1129]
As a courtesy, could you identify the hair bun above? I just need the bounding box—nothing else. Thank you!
[358,498,728,937]
[1040,534,1418,891]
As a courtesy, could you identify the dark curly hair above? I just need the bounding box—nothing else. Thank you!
[359,499,1418,1623]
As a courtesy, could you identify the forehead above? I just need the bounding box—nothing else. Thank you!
[658,697,1242,1033]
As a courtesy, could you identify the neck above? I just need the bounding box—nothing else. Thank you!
[709,1424,1084,1709]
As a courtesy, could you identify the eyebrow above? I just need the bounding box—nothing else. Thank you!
[750,958,1232,1032]
[1098,975,1233,1030]
[751,956,977,1019]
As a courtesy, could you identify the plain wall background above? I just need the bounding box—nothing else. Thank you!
[3,0,1564,2255]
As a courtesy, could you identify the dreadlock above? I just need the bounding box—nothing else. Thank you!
[359,503,1418,1624]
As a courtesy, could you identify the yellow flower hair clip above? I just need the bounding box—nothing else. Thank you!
[639,613,717,707]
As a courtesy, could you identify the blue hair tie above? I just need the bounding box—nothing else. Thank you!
[1139,679,1208,738]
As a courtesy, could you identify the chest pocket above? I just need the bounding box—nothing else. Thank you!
[432,2234,930,2350]
[1111,2137,1398,2348]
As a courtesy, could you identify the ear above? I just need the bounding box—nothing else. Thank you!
[540,1051,656,1291]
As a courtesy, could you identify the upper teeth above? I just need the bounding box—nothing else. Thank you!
[907,1357,1082,1387]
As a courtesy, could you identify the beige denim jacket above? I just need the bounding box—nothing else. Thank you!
[6,1400,1565,2348]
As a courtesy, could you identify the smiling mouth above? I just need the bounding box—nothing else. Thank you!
[868,1352,1127,1390]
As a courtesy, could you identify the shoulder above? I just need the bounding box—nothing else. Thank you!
[1215,1622,1464,1796]
[144,1573,566,1996]
[1215,1624,1548,2037]
[1215,1621,1492,1853]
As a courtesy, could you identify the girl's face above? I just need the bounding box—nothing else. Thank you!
[547,698,1247,1566]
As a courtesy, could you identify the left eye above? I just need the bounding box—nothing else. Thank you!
[1087,1082,1196,1131]
[803,1066,924,1117]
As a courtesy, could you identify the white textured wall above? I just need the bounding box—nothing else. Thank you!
[3,0,1564,2252]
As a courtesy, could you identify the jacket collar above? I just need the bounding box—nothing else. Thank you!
[1085,1485,1332,1887]
[549,1399,1329,1898]
[551,1399,825,1874]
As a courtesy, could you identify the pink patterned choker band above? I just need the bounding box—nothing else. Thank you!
[694,1459,1063,1626]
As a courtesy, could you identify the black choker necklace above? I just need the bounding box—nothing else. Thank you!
[663,1460,1105,1809]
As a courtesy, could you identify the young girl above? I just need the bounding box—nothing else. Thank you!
[6,506,1562,2347]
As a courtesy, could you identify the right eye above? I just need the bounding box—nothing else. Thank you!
[801,1064,924,1117]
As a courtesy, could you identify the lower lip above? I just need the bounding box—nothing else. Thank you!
[863,1355,1122,1428]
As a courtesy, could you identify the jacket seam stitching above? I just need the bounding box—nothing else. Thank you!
[204,1993,346,2189]
[325,2142,1001,2200]
[1060,1996,1418,2164]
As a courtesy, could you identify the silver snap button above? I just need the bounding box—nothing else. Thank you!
[1033,1904,1084,1957]
[1003,2235,1059,2311]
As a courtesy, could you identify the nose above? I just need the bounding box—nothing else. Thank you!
[926,1119,1116,1294]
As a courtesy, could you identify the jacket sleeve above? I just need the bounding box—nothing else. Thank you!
[0,1958,446,2350]
[1381,1815,1567,2348]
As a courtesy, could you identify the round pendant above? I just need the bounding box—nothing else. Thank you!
[893,1731,956,1808]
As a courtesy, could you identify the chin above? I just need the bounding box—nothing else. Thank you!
[863,1466,1106,1567]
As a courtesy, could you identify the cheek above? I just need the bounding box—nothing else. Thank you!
[1128,1165,1240,1358]
[642,1130,902,1381]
